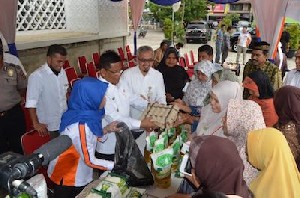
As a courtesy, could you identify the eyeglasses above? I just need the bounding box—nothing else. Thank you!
[138,58,154,63]
[105,68,122,74]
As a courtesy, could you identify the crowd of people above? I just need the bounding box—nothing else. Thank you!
[1,28,300,198]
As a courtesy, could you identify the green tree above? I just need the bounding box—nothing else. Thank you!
[147,0,210,41]
[219,13,240,27]
[163,18,173,40]
[286,23,300,50]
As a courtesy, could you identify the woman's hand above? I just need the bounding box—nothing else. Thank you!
[185,169,201,189]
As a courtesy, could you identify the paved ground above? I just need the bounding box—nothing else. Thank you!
[127,29,296,80]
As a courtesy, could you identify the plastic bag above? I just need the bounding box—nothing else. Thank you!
[113,122,154,187]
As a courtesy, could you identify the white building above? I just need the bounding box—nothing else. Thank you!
[15,0,129,74]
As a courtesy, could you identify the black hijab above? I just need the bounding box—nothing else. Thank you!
[157,47,189,100]
[248,70,274,99]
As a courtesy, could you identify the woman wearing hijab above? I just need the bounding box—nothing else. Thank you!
[174,60,216,132]
[223,99,266,186]
[211,69,239,86]
[196,80,242,137]
[247,128,300,198]
[48,77,119,198]
[274,85,300,170]
[167,136,249,198]
[243,70,278,127]
[202,68,240,106]
[157,47,189,103]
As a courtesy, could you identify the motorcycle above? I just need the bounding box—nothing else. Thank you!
[138,27,147,38]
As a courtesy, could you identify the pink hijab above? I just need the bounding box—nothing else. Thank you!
[226,99,266,185]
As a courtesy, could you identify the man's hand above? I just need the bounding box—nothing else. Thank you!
[33,122,48,136]
[141,117,158,132]
[103,121,120,134]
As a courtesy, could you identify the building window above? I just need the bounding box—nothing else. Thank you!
[230,4,243,11]
[17,0,66,31]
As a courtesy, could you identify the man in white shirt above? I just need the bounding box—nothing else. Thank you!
[119,45,167,120]
[284,48,300,88]
[26,44,69,138]
[95,50,157,160]
[236,26,252,65]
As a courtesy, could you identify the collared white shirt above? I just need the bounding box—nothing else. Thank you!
[283,69,300,88]
[119,66,166,119]
[96,77,147,154]
[25,63,68,131]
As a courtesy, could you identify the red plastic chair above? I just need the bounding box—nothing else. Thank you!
[184,53,194,69]
[125,45,136,61]
[117,47,127,62]
[65,67,78,85]
[63,60,71,69]
[21,130,51,155]
[186,69,194,79]
[92,52,100,68]
[87,62,97,78]
[21,130,53,190]
[70,78,81,87]
[190,50,198,65]
[78,56,88,75]
[118,47,129,70]
[179,57,186,68]
[21,105,33,132]
[128,61,136,68]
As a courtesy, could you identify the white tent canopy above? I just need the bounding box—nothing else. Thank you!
[250,0,300,58]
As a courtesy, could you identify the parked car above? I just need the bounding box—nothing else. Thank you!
[230,28,259,52]
[185,21,211,44]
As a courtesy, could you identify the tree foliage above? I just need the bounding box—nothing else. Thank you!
[147,0,210,42]
[220,13,240,27]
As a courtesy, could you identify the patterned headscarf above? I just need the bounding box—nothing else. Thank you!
[183,60,216,106]
[226,99,266,185]
[189,135,249,198]
[247,128,300,198]
[195,60,216,81]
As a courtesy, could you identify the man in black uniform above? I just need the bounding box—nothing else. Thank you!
[0,39,27,154]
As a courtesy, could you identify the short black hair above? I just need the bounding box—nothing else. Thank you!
[98,50,121,70]
[227,26,232,31]
[221,24,225,28]
[160,40,171,48]
[176,42,184,48]
[47,44,67,57]
[198,44,213,56]
[252,41,270,56]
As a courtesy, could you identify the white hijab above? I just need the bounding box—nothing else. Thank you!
[196,80,242,137]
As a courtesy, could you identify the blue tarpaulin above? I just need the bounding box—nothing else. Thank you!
[150,0,181,6]
[207,0,240,4]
